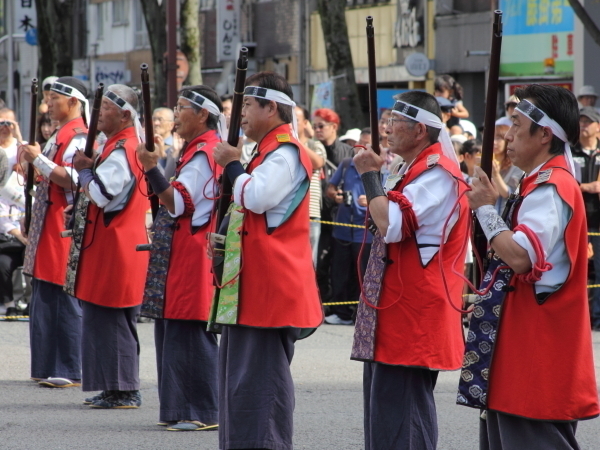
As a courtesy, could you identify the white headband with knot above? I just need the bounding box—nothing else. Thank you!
[179,90,228,139]
[243,86,298,139]
[51,81,90,125]
[104,90,144,144]
[392,100,460,166]
[515,99,576,176]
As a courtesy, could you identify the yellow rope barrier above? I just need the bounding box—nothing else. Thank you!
[310,219,365,229]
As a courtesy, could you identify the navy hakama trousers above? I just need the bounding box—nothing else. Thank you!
[219,326,300,450]
[81,301,140,392]
[363,362,439,450]
[480,410,580,450]
[29,278,82,380]
[154,318,218,424]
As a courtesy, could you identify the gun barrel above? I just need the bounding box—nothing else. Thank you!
[366,17,380,155]
[24,78,39,235]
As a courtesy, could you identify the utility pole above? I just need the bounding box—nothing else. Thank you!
[7,0,14,109]
[166,0,178,108]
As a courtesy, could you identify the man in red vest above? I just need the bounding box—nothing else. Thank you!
[70,84,149,409]
[137,85,224,431]
[213,72,323,450]
[352,91,469,449]
[20,77,88,389]
[466,84,599,449]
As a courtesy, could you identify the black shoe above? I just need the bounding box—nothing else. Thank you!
[5,307,19,317]
[91,390,142,409]
[84,390,112,405]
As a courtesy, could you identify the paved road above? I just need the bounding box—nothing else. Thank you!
[0,321,599,449]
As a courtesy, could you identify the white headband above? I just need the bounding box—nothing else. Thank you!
[392,100,460,166]
[104,90,144,144]
[179,90,228,139]
[51,81,90,126]
[244,86,298,139]
[515,99,576,176]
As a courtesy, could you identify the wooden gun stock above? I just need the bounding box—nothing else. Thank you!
[366,16,380,155]
[24,78,38,235]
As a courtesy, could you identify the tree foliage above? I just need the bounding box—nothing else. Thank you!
[316,0,366,131]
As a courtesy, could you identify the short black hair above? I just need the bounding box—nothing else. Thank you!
[361,127,371,135]
[514,84,579,155]
[180,85,223,130]
[220,94,233,102]
[394,90,442,144]
[296,105,310,122]
[245,72,293,124]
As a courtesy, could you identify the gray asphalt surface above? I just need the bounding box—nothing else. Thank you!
[0,321,598,449]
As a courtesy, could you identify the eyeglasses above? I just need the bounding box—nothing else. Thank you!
[173,105,195,113]
[387,118,415,127]
[313,122,331,130]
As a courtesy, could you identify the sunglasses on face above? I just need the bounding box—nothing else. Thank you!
[0,121,12,127]
[313,123,331,130]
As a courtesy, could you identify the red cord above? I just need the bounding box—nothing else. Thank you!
[512,224,553,283]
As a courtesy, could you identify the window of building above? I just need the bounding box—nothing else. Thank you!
[112,0,128,26]
[134,0,149,48]
[97,3,104,40]
[200,0,215,10]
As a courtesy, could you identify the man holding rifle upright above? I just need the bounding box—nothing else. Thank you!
[351,91,469,450]
[69,84,149,409]
[213,71,323,450]
[463,85,598,449]
[20,77,88,389]
[137,85,224,431]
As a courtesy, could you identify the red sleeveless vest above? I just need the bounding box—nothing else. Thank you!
[487,155,600,421]
[164,130,222,321]
[236,124,323,328]
[373,143,469,370]
[33,117,87,285]
[75,127,150,308]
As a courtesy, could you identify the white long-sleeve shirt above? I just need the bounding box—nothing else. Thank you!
[170,152,217,226]
[86,147,134,212]
[232,144,306,228]
[384,162,461,265]
[510,164,569,294]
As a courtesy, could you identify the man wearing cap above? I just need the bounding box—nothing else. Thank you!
[573,107,600,331]
[463,85,598,448]
[68,84,149,408]
[577,85,599,112]
[20,77,88,388]
[213,71,323,450]
[137,85,223,430]
[352,90,469,449]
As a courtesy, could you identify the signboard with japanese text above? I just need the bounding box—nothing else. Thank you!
[216,0,240,62]
[499,0,574,77]
[16,0,37,35]
[91,61,130,90]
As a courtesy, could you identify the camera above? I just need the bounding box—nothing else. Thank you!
[342,191,353,207]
